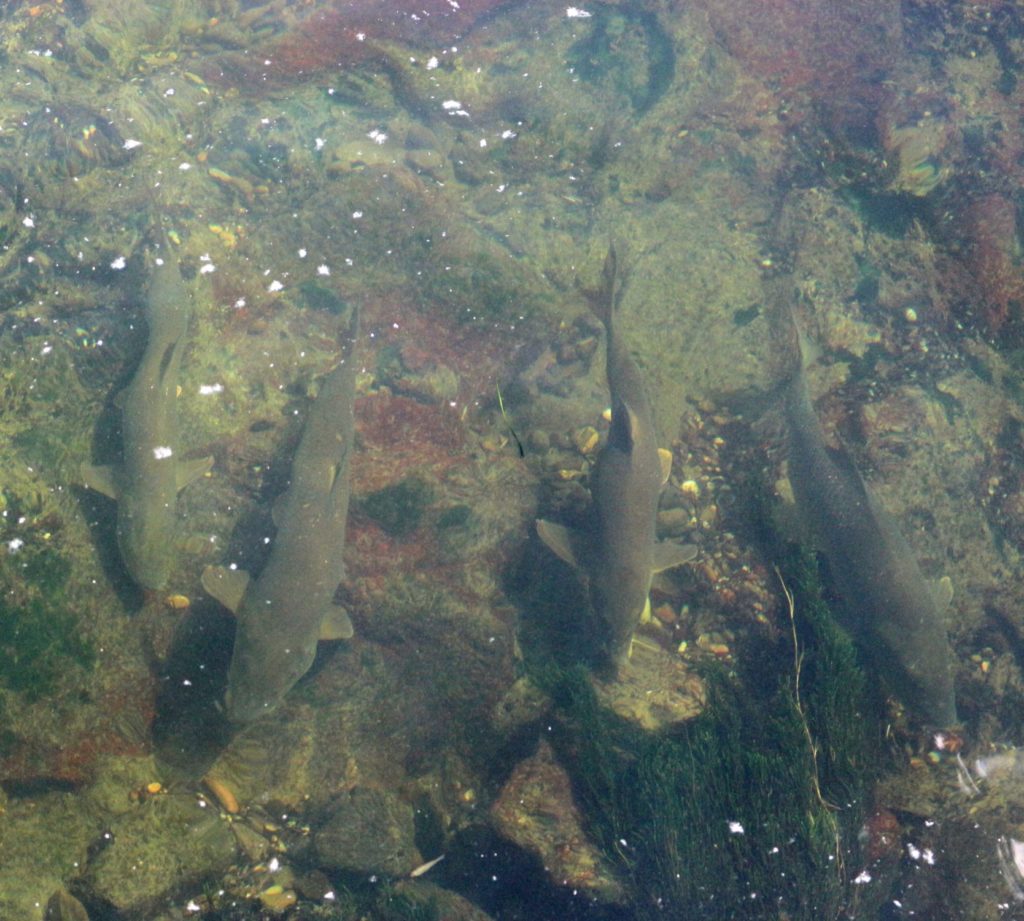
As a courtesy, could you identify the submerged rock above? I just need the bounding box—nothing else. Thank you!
[386,880,496,921]
[491,740,626,904]
[314,786,421,877]
[79,793,236,915]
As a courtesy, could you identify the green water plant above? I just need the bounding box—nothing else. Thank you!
[545,544,872,920]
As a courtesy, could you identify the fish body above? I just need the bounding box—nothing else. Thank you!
[782,324,957,727]
[82,233,212,590]
[203,307,359,723]
[537,247,696,669]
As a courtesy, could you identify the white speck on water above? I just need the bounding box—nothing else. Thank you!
[164,87,175,96]
[368,129,388,144]
[178,162,191,170]
[502,129,517,139]
[728,821,745,834]
[315,137,326,151]
[153,446,173,460]
[426,56,439,70]
[109,255,126,270]
[317,265,330,276]
[479,138,487,148]
[233,298,246,309]
[123,139,142,150]
[200,264,216,274]
[268,280,284,292]
[40,343,52,356]
[22,215,34,228]
[566,7,592,17]
[298,248,307,258]
[854,870,872,884]
[356,32,366,41]
[8,538,24,553]
[199,384,223,395]
[352,211,363,219]
[442,99,463,110]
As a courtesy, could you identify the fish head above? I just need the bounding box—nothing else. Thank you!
[224,628,319,724]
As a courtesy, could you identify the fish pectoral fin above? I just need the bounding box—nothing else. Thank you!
[931,575,954,612]
[536,519,591,569]
[80,462,121,500]
[201,565,250,613]
[177,455,213,491]
[319,604,354,641]
[658,448,673,485]
[652,540,699,572]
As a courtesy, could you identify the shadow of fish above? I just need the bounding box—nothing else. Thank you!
[81,231,212,590]
[202,306,360,723]
[537,245,697,670]
[781,312,957,728]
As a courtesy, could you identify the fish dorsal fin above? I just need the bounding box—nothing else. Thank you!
[652,540,699,572]
[658,448,673,485]
[177,455,213,491]
[536,519,593,570]
[81,462,121,500]
[319,603,354,640]
[607,400,637,454]
[931,575,954,612]
[201,565,250,613]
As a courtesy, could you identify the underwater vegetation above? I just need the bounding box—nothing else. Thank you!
[544,545,872,920]
[0,534,94,701]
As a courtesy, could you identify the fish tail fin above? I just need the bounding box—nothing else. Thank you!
[579,240,627,330]
[340,302,360,359]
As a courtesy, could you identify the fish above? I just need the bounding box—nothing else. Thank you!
[536,245,697,670]
[780,309,958,728]
[81,231,212,590]
[45,888,90,921]
[202,306,360,723]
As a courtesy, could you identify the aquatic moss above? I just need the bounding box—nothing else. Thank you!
[544,545,871,920]
[418,245,542,326]
[17,544,72,597]
[0,595,95,700]
[361,477,434,537]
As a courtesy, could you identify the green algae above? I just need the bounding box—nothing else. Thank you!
[541,543,872,920]
[0,503,94,700]
[0,592,95,701]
